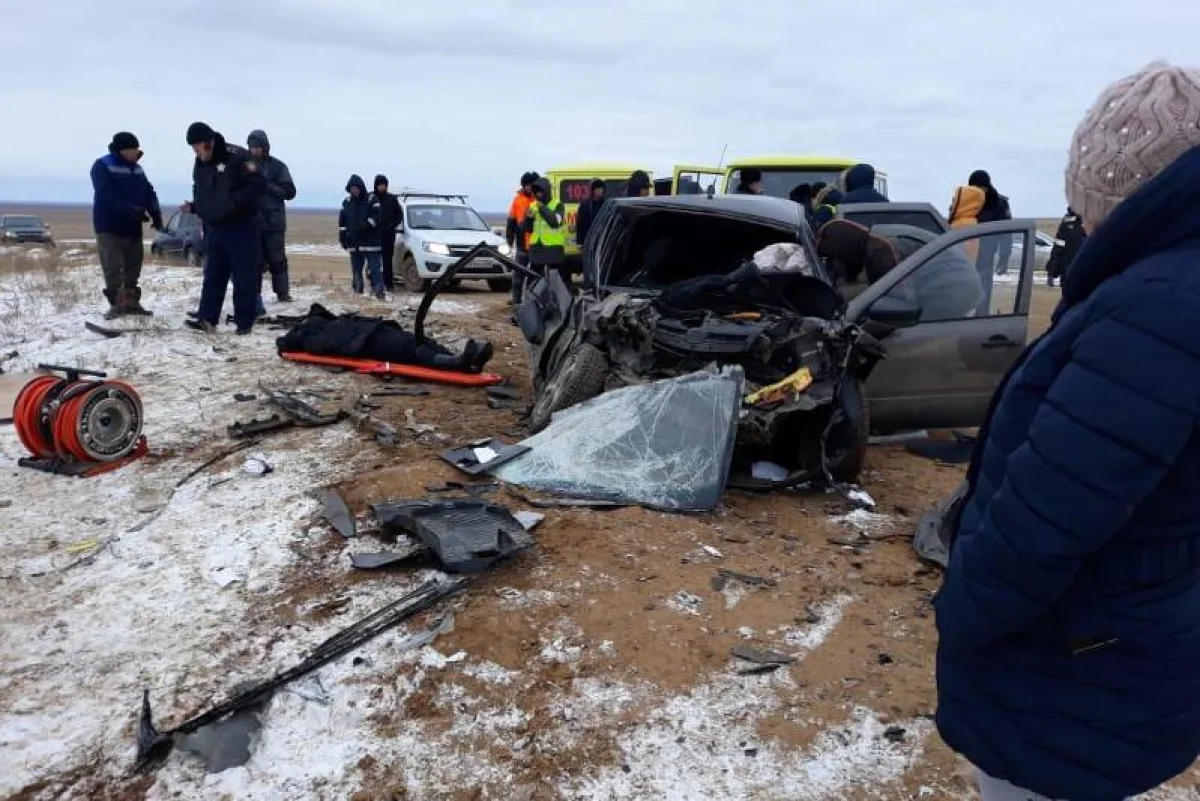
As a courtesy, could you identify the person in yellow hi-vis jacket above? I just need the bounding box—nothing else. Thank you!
[522,177,570,288]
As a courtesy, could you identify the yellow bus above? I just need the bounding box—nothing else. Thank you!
[544,163,652,264]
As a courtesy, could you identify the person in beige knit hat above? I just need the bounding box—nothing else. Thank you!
[934,61,1200,801]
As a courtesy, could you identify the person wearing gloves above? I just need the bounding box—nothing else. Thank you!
[338,174,385,299]
[90,131,162,318]
[246,129,296,304]
[183,121,266,335]
[935,61,1200,801]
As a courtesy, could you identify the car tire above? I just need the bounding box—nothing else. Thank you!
[487,278,513,293]
[529,343,608,433]
[825,377,869,483]
[402,254,430,293]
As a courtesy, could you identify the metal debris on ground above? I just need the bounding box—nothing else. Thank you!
[227,414,294,439]
[233,393,256,402]
[503,485,628,509]
[731,644,796,665]
[316,488,356,538]
[440,437,530,476]
[404,409,436,434]
[425,480,498,496]
[136,578,467,773]
[349,544,427,570]
[485,384,520,401]
[176,439,260,489]
[367,386,431,397]
[711,569,778,591]
[267,389,344,426]
[514,511,545,530]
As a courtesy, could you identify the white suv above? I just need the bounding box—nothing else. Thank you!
[394,193,513,292]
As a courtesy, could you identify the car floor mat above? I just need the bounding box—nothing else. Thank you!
[371,499,533,573]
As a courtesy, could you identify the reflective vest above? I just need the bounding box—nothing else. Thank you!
[528,201,566,265]
[529,202,565,248]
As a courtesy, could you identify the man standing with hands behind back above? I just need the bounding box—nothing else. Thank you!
[90,131,162,319]
[246,129,296,304]
[182,121,266,335]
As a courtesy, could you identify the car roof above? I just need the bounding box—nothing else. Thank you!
[726,156,862,169]
[400,193,470,205]
[610,192,806,226]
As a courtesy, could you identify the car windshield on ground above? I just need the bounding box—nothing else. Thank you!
[406,205,489,231]
[727,169,846,199]
[3,216,45,228]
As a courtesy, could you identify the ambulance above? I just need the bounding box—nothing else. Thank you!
[543,164,653,268]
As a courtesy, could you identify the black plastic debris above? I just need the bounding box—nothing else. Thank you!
[440,438,529,476]
[368,386,431,397]
[233,392,257,402]
[135,578,467,773]
[731,644,796,666]
[905,430,976,464]
[485,385,520,401]
[317,489,355,538]
[711,569,778,591]
[177,692,268,773]
[372,499,533,573]
[268,389,343,426]
[425,481,499,496]
[737,663,783,676]
[349,546,426,570]
[913,480,967,568]
[883,725,907,743]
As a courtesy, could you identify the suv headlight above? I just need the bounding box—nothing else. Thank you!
[497,242,512,257]
[3,231,15,239]
[423,242,450,256]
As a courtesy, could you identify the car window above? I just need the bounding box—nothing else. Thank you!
[843,209,945,235]
[165,211,183,232]
[560,178,630,202]
[882,229,1029,322]
[727,168,845,199]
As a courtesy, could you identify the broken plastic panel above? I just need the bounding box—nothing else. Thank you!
[372,499,533,573]
[912,480,968,568]
[493,367,744,512]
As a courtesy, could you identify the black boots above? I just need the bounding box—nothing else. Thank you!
[103,288,121,320]
[105,287,152,319]
[426,339,494,373]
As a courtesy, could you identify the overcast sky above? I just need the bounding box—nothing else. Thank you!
[0,1,1192,214]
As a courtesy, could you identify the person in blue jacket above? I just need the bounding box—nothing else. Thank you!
[90,132,162,318]
[839,163,888,204]
[182,122,266,335]
[935,61,1200,801]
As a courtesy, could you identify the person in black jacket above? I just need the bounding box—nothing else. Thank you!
[373,175,403,290]
[1046,206,1087,288]
[627,170,652,198]
[183,122,266,335]
[339,175,385,299]
[968,169,1015,274]
[575,179,605,248]
[734,167,764,195]
[247,129,296,303]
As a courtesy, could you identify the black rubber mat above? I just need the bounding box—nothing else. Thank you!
[372,499,533,573]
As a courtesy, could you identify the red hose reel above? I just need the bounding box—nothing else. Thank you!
[12,365,147,476]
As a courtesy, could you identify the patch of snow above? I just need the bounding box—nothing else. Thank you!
[781,595,854,652]
[286,242,345,258]
[751,461,788,482]
[830,509,894,533]
[722,582,748,610]
[667,591,704,616]
[461,660,520,686]
[396,295,483,316]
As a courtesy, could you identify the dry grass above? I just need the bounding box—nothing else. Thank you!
[0,245,95,335]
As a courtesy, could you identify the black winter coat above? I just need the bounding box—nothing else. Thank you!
[192,133,266,227]
[376,191,403,232]
[247,130,296,232]
[339,175,383,251]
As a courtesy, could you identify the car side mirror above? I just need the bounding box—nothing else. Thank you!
[865,295,922,328]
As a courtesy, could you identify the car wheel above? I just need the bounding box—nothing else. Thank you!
[529,343,608,433]
[824,377,869,483]
[402,255,429,293]
[487,278,513,293]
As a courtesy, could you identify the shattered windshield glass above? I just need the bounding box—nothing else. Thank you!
[493,368,744,511]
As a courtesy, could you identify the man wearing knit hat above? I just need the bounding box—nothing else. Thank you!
[935,61,1200,801]
[183,121,266,335]
[90,131,162,318]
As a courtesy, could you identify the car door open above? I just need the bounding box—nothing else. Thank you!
[846,219,1038,433]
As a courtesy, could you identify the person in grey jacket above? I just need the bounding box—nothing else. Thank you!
[247,129,296,303]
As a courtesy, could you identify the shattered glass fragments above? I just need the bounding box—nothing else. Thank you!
[493,368,744,512]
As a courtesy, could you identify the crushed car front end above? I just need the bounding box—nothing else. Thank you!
[521,195,886,484]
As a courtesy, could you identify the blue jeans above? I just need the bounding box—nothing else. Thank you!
[198,218,260,330]
[350,250,383,294]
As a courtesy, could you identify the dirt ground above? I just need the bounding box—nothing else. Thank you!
[8,207,1199,799]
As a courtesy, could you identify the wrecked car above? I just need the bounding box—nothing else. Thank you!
[513,194,1042,484]
[515,194,884,483]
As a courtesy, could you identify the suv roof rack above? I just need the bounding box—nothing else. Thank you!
[399,191,468,204]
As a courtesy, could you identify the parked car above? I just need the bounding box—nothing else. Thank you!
[394,193,513,293]
[517,194,1038,482]
[150,210,205,265]
[0,214,54,245]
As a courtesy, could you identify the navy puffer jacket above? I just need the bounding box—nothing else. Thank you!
[935,145,1200,800]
